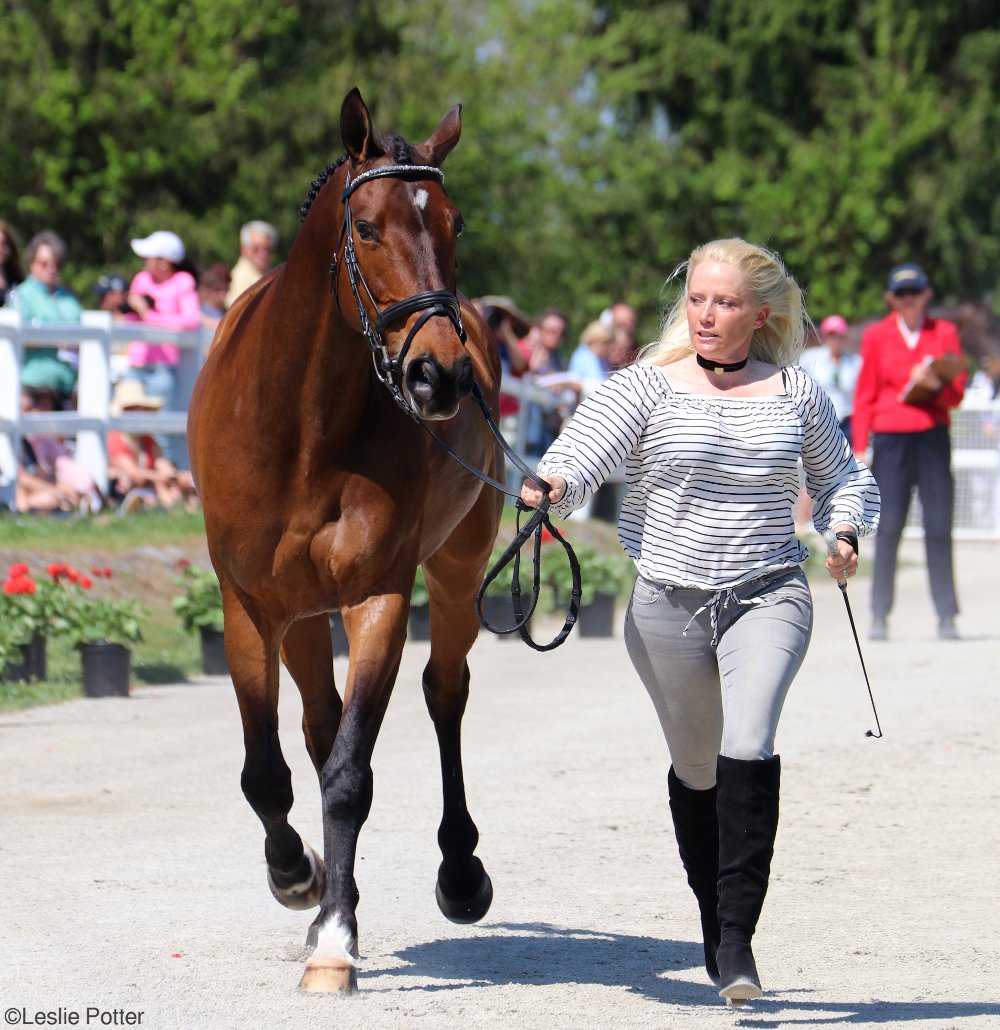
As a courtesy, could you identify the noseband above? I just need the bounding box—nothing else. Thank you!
[333,163,466,418]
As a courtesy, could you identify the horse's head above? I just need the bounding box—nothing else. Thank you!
[334,89,471,420]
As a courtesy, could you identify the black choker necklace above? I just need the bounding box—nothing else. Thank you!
[696,353,749,376]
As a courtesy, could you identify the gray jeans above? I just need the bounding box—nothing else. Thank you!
[624,568,813,790]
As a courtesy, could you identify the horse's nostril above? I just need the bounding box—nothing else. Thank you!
[405,356,439,401]
[455,355,473,396]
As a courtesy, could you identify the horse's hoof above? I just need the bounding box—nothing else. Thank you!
[298,961,358,994]
[268,844,325,911]
[435,860,493,924]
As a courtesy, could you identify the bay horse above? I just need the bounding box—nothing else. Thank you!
[187,88,504,993]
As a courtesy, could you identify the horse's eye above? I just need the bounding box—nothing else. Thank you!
[355,220,378,242]
[454,214,465,238]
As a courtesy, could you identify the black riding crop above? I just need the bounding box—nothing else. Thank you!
[823,530,883,739]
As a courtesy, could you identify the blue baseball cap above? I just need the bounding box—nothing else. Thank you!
[887,263,929,294]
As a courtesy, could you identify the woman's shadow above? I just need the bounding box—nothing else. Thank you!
[367,921,1000,1024]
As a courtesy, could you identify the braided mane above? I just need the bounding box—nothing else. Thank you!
[299,134,416,222]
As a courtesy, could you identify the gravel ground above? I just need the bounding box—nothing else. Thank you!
[1,538,998,1030]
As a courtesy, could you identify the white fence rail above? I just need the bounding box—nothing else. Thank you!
[0,311,564,508]
[2,309,999,538]
[0,310,209,507]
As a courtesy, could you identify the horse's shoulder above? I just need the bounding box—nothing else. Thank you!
[210,267,282,353]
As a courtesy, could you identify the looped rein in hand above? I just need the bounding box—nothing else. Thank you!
[331,161,582,649]
[475,438,582,651]
[416,383,583,652]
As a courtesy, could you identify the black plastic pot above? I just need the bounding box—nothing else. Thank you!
[329,612,349,657]
[199,627,229,675]
[81,642,131,698]
[2,635,47,683]
[577,592,616,638]
[479,593,529,641]
[409,603,432,641]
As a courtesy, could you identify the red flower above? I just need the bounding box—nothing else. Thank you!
[8,562,29,578]
[104,566,112,578]
[79,576,93,589]
[91,567,104,578]
[48,563,71,580]
[66,567,79,583]
[3,575,36,595]
[175,559,191,571]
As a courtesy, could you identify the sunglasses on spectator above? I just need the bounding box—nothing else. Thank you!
[892,287,924,298]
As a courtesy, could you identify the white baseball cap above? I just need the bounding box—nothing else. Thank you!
[130,230,186,264]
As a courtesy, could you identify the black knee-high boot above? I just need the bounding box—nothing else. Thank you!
[667,766,720,984]
[715,754,781,1002]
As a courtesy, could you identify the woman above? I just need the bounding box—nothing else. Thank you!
[124,230,200,464]
[124,230,200,403]
[568,319,614,397]
[4,230,82,399]
[521,239,880,1004]
[0,219,25,305]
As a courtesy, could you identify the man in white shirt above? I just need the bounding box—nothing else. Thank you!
[225,220,278,308]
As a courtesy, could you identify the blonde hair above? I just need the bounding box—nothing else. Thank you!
[580,319,615,349]
[640,238,811,367]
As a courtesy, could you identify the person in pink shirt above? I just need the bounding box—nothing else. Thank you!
[124,230,200,463]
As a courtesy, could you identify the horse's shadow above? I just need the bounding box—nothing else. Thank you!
[366,921,1000,1024]
[367,921,709,1003]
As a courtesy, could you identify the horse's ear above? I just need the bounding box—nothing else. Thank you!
[341,88,376,163]
[414,104,462,167]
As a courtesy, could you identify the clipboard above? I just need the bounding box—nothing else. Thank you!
[900,354,966,406]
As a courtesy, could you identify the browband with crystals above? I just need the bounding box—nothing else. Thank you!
[341,164,444,201]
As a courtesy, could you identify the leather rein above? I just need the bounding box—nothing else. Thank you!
[329,161,582,651]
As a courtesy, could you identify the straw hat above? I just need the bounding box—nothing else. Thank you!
[110,379,165,416]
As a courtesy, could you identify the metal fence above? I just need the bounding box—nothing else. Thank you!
[2,308,998,538]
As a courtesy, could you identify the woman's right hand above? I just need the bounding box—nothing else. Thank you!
[520,474,566,508]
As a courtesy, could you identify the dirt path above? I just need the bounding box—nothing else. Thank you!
[2,539,997,1029]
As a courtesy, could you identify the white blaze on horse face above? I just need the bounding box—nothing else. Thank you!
[312,913,359,967]
[413,188,429,211]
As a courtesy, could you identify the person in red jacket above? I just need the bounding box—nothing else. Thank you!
[852,263,967,640]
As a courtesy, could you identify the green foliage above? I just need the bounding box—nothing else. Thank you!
[1,563,74,644]
[411,566,429,608]
[0,620,24,669]
[543,545,635,608]
[172,563,224,633]
[1,1,997,329]
[59,597,146,649]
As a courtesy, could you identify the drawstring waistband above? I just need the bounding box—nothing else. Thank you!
[682,587,761,647]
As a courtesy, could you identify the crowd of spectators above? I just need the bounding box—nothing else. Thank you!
[5,212,998,530]
[474,295,640,459]
[2,218,276,514]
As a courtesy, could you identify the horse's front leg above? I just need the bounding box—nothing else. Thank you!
[299,590,408,994]
[223,584,324,911]
[421,555,493,924]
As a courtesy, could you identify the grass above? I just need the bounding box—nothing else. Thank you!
[0,508,206,550]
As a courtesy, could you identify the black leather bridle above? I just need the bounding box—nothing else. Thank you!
[332,162,466,419]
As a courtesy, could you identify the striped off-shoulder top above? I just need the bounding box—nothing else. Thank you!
[536,362,881,590]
